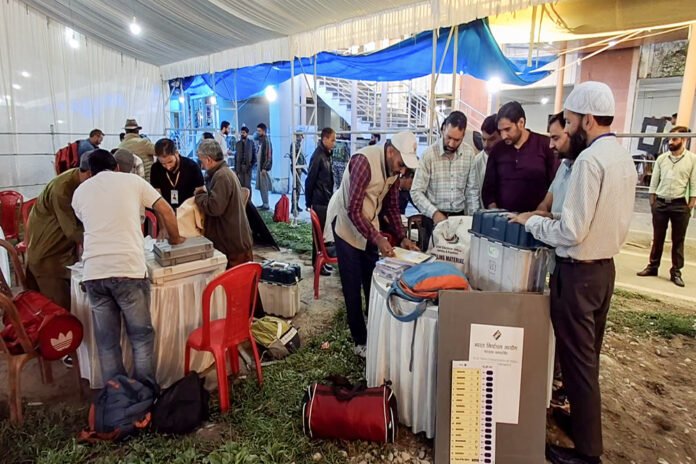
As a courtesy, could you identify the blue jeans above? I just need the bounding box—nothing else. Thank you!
[84,277,156,388]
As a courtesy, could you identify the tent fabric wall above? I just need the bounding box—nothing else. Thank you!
[0,0,164,198]
[191,20,554,102]
[161,0,554,80]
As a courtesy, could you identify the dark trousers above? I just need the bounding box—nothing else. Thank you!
[311,205,328,269]
[421,210,465,251]
[648,198,691,276]
[333,223,378,346]
[550,258,615,457]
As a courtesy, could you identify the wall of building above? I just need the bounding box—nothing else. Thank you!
[579,47,640,133]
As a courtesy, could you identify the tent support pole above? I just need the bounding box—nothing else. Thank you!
[677,24,696,127]
[429,29,437,145]
[291,56,297,222]
[554,47,566,114]
[452,25,458,111]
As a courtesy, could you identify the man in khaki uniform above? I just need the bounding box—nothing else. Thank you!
[27,155,92,309]
[118,118,156,182]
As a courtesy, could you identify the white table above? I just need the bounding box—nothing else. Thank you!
[366,274,439,438]
[71,263,226,389]
[0,226,10,285]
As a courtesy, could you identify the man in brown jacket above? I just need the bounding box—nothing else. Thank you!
[195,139,253,268]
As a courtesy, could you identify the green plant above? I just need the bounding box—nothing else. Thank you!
[608,309,696,338]
[258,210,312,254]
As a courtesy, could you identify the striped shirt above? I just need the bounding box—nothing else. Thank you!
[649,148,696,200]
[411,139,479,218]
[525,134,637,260]
[549,160,573,218]
[473,150,488,208]
[347,154,404,246]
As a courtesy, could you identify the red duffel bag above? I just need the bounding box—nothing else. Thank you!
[302,376,398,443]
[1,290,83,360]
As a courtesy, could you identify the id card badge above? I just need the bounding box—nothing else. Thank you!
[170,189,179,205]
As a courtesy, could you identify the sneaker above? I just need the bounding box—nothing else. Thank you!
[353,345,367,358]
[320,264,332,276]
[323,265,334,272]
[62,354,73,368]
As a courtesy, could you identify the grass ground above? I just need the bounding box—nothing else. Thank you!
[258,211,313,255]
[0,310,366,464]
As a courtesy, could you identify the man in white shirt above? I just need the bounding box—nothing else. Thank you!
[511,82,637,464]
[637,126,696,287]
[214,120,233,162]
[411,111,479,249]
[72,149,184,388]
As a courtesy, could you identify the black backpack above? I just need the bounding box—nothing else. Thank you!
[150,371,209,435]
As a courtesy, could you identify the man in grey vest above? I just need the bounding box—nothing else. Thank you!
[332,131,420,357]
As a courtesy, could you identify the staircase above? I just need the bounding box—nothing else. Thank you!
[309,76,486,138]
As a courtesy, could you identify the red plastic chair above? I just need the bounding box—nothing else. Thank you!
[184,262,263,413]
[0,191,24,241]
[15,198,36,261]
[142,210,158,238]
[310,209,338,299]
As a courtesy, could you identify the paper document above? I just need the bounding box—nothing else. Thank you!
[450,361,496,463]
[469,324,524,424]
[392,247,432,265]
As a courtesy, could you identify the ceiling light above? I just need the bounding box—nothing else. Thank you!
[486,76,502,94]
[209,95,217,105]
[66,27,80,48]
[21,71,31,78]
[12,84,21,90]
[5,95,11,100]
[540,97,550,105]
[56,120,64,124]
[608,40,617,48]
[265,85,278,102]
[130,17,142,36]
[178,94,185,104]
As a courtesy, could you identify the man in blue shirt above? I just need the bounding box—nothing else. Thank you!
[77,129,104,159]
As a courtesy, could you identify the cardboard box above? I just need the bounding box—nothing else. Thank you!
[435,291,553,464]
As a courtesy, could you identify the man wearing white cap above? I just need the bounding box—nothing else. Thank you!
[511,81,637,464]
[331,131,420,357]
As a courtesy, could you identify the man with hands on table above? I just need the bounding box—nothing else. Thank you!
[72,149,184,390]
[331,131,420,358]
[509,82,637,464]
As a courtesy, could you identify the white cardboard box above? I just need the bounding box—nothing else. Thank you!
[147,250,227,284]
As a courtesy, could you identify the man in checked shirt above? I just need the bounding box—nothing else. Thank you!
[331,131,420,357]
[411,111,480,249]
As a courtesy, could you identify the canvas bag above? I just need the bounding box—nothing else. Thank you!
[302,376,398,443]
[251,316,300,359]
[150,371,209,435]
[78,375,155,442]
[273,194,290,223]
[176,197,205,237]
[1,290,83,360]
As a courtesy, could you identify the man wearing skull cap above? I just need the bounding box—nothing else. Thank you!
[511,81,637,464]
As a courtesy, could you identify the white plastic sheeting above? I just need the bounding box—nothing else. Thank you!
[0,0,164,198]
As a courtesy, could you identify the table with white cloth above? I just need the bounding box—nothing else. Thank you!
[0,226,10,285]
[71,262,226,389]
[366,273,439,438]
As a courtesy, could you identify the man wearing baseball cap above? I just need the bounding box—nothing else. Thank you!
[118,118,156,182]
[511,81,637,463]
[331,131,419,357]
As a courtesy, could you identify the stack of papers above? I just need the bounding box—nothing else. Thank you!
[375,258,412,281]
[392,247,433,265]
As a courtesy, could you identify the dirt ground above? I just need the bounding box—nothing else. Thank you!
[1,246,695,463]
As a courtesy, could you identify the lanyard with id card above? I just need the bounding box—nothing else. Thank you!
[166,169,181,205]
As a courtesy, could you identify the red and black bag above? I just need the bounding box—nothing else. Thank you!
[1,290,83,360]
[273,194,290,223]
[302,376,398,443]
[54,141,80,174]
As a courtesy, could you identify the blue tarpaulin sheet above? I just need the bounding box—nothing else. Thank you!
[174,19,555,101]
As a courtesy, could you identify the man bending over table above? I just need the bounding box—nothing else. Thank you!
[72,149,184,388]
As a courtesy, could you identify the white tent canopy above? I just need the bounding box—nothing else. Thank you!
[20,0,552,79]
